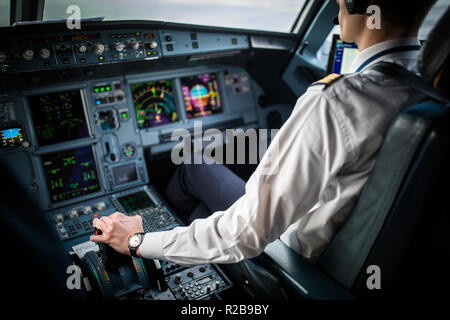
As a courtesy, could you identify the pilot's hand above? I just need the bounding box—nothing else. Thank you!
[90,212,144,256]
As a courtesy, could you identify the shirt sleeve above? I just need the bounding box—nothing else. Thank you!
[139,89,351,265]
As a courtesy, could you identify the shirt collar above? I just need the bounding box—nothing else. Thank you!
[351,38,421,73]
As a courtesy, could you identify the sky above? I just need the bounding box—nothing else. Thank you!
[38,0,305,33]
[1,0,449,35]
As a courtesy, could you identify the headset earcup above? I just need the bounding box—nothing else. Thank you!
[345,0,370,15]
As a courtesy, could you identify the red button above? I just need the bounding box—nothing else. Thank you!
[93,214,99,218]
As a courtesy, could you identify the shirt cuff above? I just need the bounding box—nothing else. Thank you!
[139,231,166,260]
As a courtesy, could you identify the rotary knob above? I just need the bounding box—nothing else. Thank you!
[114,41,125,52]
[129,39,140,50]
[149,41,158,49]
[76,44,87,55]
[22,49,34,61]
[82,206,92,215]
[53,214,64,223]
[95,201,106,211]
[68,209,79,219]
[39,48,50,59]
[174,274,182,284]
[94,43,105,55]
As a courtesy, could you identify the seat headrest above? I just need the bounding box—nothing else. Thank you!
[419,6,450,99]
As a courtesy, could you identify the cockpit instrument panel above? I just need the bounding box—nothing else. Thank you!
[181,73,222,119]
[41,146,101,203]
[28,90,89,146]
[131,79,178,129]
[1,124,25,150]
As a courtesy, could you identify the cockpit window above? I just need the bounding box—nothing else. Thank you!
[40,0,306,33]
[0,0,9,27]
[419,0,450,40]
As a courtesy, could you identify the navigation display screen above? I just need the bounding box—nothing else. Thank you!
[181,73,222,119]
[41,146,100,203]
[327,34,359,75]
[28,90,89,146]
[131,79,178,129]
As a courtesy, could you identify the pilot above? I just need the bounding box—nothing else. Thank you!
[91,0,437,265]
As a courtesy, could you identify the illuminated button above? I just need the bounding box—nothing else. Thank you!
[93,213,99,218]
[95,201,106,211]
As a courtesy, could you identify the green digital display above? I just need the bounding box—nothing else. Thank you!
[41,146,100,203]
[28,90,89,146]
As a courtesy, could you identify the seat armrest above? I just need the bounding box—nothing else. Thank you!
[259,240,354,300]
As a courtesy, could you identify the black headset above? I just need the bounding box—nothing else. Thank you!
[345,0,371,15]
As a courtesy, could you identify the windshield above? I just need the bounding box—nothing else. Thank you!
[0,0,9,26]
[36,0,306,33]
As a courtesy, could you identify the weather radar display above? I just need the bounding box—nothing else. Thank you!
[131,79,178,129]
[181,73,222,119]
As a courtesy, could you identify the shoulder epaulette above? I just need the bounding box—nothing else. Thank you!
[310,73,343,89]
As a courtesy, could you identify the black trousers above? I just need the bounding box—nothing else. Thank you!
[165,161,287,300]
[166,159,246,220]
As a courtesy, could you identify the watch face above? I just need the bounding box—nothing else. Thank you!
[129,234,143,248]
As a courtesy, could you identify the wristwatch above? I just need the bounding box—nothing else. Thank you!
[128,232,145,257]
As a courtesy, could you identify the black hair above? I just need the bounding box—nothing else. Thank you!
[373,0,438,30]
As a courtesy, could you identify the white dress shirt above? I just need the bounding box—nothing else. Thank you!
[140,38,425,265]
